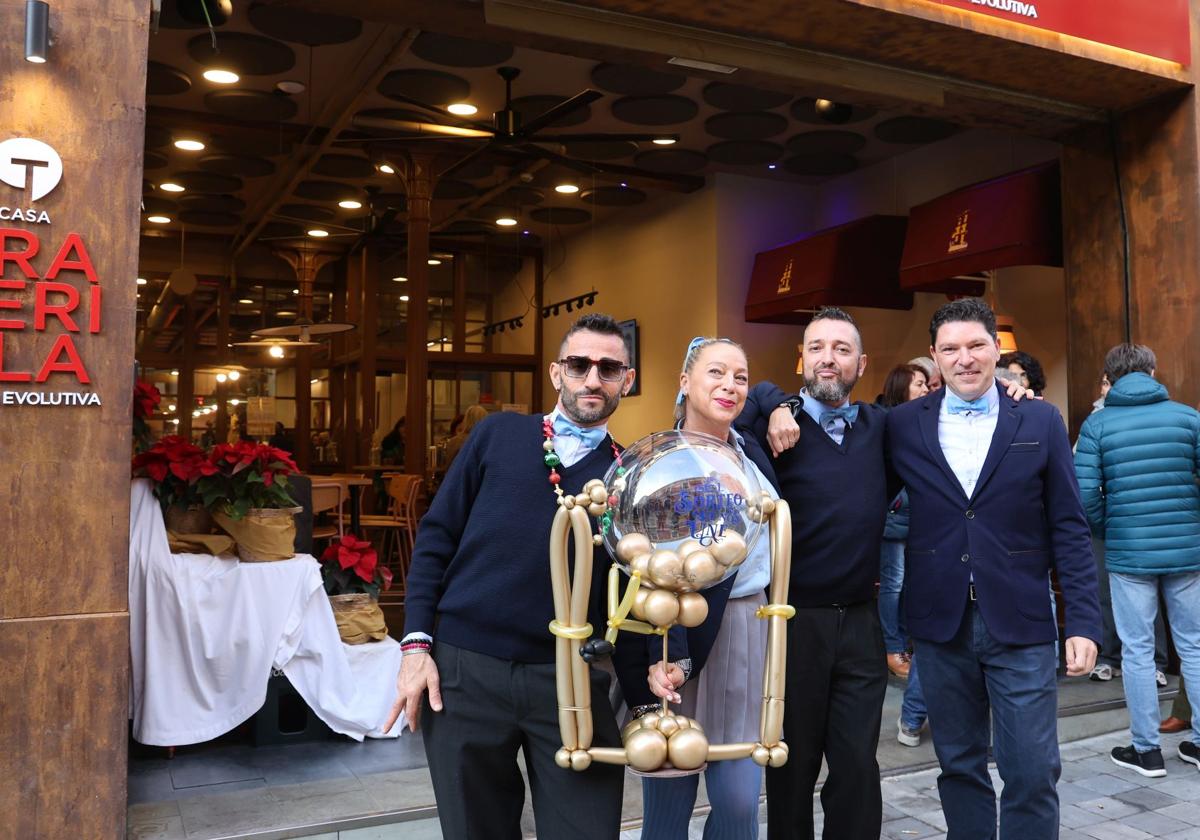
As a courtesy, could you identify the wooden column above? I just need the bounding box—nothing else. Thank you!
[0,2,146,836]
[179,305,196,439]
[215,275,232,442]
[1061,89,1200,435]
[329,264,347,465]
[401,153,435,477]
[358,247,379,462]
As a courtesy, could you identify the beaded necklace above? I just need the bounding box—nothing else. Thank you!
[542,414,623,538]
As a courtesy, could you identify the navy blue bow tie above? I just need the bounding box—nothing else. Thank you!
[946,392,990,415]
[818,405,859,427]
[552,415,606,448]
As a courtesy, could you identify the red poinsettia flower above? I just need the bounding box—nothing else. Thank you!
[132,380,162,420]
[319,534,382,585]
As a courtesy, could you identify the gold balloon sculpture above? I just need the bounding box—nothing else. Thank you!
[548,431,794,775]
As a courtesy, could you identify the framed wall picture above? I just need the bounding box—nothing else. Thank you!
[618,319,641,397]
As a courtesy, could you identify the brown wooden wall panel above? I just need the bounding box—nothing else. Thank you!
[0,615,128,840]
[0,0,146,621]
[1061,89,1200,436]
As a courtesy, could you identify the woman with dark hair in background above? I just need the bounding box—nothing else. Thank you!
[1001,350,1047,396]
[879,364,930,746]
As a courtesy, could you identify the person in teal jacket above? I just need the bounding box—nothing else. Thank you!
[1074,343,1200,778]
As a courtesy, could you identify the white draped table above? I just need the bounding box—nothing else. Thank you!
[128,479,402,746]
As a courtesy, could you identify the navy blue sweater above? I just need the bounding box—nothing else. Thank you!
[403,412,618,663]
[738,382,894,607]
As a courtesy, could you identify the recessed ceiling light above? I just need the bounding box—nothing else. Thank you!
[228,370,240,381]
[447,102,478,116]
[269,345,285,358]
[276,310,296,317]
[338,199,362,209]
[495,216,518,227]
[168,404,176,411]
[378,163,395,175]
[147,215,171,224]
[160,182,185,193]
[399,295,410,302]
[203,68,239,84]
[652,137,677,146]
[292,288,300,295]
[136,277,147,285]
[238,298,253,304]
[216,373,227,383]
[554,184,579,194]
[768,163,777,170]
[170,369,179,376]
[392,276,407,282]
[174,138,205,151]
[276,80,306,95]
[230,398,240,405]
[427,258,442,265]
[307,229,329,238]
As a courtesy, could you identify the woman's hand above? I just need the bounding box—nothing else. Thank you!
[648,660,686,703]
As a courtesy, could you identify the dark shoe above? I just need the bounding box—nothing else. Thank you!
[1161,716,1189,734]
[1111,744,1167,778]
[887,652,911,679]
[1180,741,1200,770]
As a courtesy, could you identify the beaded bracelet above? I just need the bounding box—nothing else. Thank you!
[401,641,432,654]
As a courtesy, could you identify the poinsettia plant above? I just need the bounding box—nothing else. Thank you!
[320,534,393,598]
[132,380,162,453]
[131,435,215,512]
[196,440,300,519]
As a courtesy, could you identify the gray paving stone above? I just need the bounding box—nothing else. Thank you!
[1060,803,1110,829]
[1077,772,1147,796]
[1113,786,1182,811]
[1076,796,1144,820]
[881,816,943,839]
[1157,802,1200,826]
[1079,821,1154,839]
[1120,809,1196,837]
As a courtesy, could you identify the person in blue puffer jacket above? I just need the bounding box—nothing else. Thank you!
[1074,343,1200,778]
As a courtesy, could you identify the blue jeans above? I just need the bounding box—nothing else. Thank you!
[642,757,762,839]
[879,539,906,654]
[917,606,1060,840]
[1109,571,1200,751]
[901,651,928,730]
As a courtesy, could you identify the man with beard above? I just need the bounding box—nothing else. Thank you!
[386,313,637,840]
[736,306,892,839]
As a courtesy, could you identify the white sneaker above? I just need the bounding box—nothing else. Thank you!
[1090,664,1116,682]
[1157,670,1168,688]
[898,718,922,748]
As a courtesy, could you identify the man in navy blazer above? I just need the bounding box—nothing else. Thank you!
[886,298,1100,840]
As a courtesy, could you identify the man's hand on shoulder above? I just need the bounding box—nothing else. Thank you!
[384,650,442,733]
[1002,381,1039,402]
[1064,636,1098,677]
[767,403,801,457]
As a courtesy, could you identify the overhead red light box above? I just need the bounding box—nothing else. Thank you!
[745,216,914,325]
[899,162,1062,291]
[927,0,1190,66]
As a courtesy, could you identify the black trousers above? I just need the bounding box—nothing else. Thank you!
[422,642,625,840]
[766,601,888,840]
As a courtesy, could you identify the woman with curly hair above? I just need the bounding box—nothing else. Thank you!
[1000,350,1046,396]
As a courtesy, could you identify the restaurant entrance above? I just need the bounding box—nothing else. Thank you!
[5,1,1200,837]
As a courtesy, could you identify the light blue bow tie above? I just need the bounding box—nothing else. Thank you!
[553,415,606,448]
[946,392,990,415]
[818,404,859,427]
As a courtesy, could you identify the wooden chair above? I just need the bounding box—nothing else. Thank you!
[309,481,345,543]
[358,473,423,604]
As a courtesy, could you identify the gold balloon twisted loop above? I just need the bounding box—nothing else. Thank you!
[755,603,796,620]
[549,621,594,640]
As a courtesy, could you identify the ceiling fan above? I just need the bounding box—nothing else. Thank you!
[343,66,704,192]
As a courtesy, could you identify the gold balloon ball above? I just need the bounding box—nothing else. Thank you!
[561,494,576,510]
[643,589,681,626]
[682,551,719,588]
[751,745,771,767]
[629,552,653,580]
[672,715,691,730]
[571,749,593,771]
[648,550,684,589]
[639,711,663,730]
[768,745,788,767]
[710,531,748,567]
[625,728,669,772]
[584,478,606,493]
[616,533,653,563]
[747,506,766,524]
[676,592,709,628]
[622,719,644,741]
[575,492,592,508]
[666,727,708,771]
[589,485,609,505]
[657,715,680,737]
[555,748,573,769]
[760,496,776,516]
[631,587,651,621]
[675,538,703,560]
[588,502,607,517]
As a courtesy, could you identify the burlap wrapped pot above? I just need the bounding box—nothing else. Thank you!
[213,506,301,562]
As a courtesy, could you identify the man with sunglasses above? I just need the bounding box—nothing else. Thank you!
[386,313,636,840]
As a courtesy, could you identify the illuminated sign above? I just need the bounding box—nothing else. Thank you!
[923,0,1191,65]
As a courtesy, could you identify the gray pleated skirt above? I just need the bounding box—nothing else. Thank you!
[677,590,768,744]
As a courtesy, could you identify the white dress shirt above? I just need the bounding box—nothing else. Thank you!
[937,387,1000,498]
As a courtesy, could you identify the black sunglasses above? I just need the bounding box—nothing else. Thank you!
[557,355,628,382]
